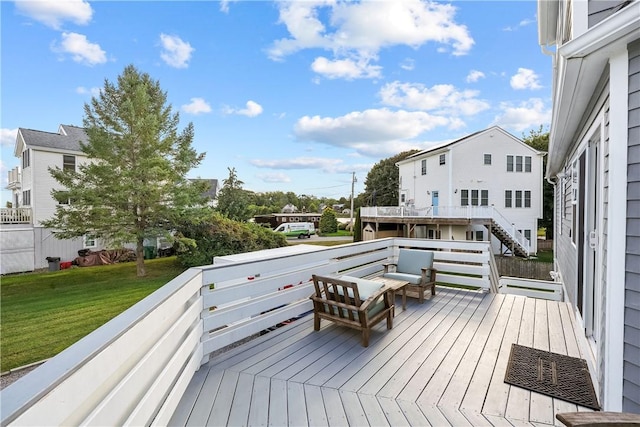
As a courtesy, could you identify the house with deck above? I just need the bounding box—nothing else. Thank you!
[361,126,545,257]
[1,125,102,274]
[537,0,640,414]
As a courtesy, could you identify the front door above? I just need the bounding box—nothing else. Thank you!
[432,191,439,216]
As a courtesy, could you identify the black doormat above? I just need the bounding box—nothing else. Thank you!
[504,344,600,410]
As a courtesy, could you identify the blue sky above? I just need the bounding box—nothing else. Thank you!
[1,0,550,204]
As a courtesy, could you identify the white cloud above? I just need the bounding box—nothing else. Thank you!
[219,0,238,13]
[251,157,373,174]
[268,0,473,79]
[504,17,536,31]
[159,34,194,69]
[76,86,101,97]
[493,98,551,132]
[400,58,415,71]
[510,68,542,90]
[182,98,212,115]
[466,70,485,83]
[311,56,382,80]
[1,128,18,147]
[223,100,263,117]
[15,0,92,30]
[379,81,490,116]
[294,108,460,157]
[54,32,106,66]
[255,172,292,183]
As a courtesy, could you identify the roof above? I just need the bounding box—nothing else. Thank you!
[17,125,88,154]
[396,126,540,166]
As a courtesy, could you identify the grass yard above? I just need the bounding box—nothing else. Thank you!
[0,257,185,372]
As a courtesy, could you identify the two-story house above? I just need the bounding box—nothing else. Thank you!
[361,126,545,256]
[1,125,101,274]
[538,0,639,413]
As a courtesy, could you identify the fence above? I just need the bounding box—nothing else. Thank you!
[494,255,553,280]
[537,239,553,250]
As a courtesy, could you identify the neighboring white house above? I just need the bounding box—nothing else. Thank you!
[2,125,100,274]
[538,0,639,413]
[361,126,545,256]
[1,125,218,274]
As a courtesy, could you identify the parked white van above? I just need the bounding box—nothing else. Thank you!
[274,222,316,238]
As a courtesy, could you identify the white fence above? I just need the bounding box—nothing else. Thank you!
[498,276,564,301]
[1,238,495,426]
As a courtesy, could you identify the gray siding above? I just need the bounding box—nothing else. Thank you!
[624,40,640,414]
[588,0,629,28]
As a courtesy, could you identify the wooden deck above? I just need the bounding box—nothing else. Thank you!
[169,287,592,426]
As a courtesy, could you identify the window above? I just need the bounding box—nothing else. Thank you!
[428,229,442,239]
[524,229,531,242]
[515,190,523,208]
[525,156,532,172]
[421,159,427,175]
[84,234,97,248]
[471,190,479,206]
[524,190,531,208]
[22,150,30,168]
[507,155,514,172]
[516,156,523,172]
[439,154,446,165]
[481,190,489,206]
[400,194,406,203]
[484,154,492,165]
[22,189,31,206]
[461,190,469,206]
[63,155,76,171]
[465,230,484,241]
[505,190,512,208]
[56,191,71,205]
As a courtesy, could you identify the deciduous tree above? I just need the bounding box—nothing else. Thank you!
[43,65,208,277]
[523,126,553,239]
[361,150,420,206]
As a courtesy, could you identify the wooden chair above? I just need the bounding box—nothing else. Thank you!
[383,248,437,303]
[310,274,394,347]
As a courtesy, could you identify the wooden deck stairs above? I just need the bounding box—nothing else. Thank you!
[486,219,529,258]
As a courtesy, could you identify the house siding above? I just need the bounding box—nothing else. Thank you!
[588,0,628,28]
[624,40,640,413]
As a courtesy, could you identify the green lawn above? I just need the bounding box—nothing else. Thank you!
[0,257,185,372]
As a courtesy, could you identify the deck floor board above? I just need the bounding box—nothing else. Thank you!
[169,288,594,426]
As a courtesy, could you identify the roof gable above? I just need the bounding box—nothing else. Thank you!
[17,125,88,154]
[397,126,543,166]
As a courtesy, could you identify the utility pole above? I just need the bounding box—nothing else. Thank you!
[350,172,356,235]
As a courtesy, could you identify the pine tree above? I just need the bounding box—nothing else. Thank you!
[43,65,208,277]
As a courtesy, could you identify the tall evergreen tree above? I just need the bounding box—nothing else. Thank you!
[43,65,208,277]
[216,167,251,222]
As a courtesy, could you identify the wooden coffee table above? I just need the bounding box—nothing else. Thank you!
[371,276,410,312]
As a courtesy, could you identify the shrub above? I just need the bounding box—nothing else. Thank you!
[319,208,338,234]
[175,212,287,267]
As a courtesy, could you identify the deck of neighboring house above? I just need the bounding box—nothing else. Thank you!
[170,287,590,426]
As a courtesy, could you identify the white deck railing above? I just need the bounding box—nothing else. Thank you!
[1,238,495,426]
[0,207,32,224]
[361,205,531,255]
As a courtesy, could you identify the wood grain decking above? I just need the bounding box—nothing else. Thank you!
[169,287,593,426]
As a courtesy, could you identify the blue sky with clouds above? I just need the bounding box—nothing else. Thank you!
[1,0,550,204]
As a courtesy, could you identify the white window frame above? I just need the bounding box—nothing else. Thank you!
[83,234,97,248]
